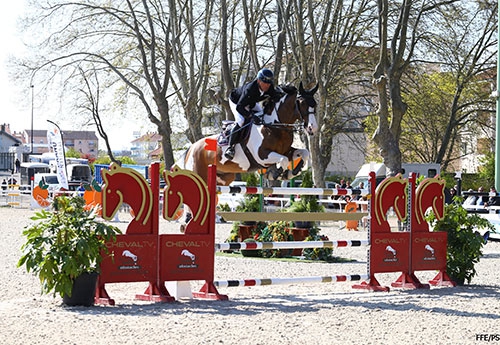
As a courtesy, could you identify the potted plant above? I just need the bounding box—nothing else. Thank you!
[18,195,120,306]
[427,196,494,285]
[302,226,333,261]
[257,221,294,258]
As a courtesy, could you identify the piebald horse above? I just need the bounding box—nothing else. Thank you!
[179,82,319,186]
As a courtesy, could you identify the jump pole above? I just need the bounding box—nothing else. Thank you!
[215,274,370,288]
[216,239,369,251]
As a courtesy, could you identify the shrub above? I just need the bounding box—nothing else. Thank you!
[427,196,494,285]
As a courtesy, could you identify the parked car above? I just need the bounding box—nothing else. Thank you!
[217,181,246,211]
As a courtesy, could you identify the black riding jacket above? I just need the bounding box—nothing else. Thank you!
[229,79,280,118]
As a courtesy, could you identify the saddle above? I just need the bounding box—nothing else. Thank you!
[217,115,263,147]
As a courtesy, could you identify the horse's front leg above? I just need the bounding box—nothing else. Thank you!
[263,152,289,171]
[283,148,310,180]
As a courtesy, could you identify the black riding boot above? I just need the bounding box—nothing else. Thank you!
[225,124,241,160]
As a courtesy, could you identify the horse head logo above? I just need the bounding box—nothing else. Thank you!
[102,163,153,234]
[414,177,445,231]
[163,166,210,234]
[373,174,408,232]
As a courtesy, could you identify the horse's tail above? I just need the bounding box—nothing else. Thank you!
[173,147,191,170]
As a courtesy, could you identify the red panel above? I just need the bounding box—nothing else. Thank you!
[411,232,447,271]
[370,232,410,274]
[159,234,214,282]
[99,234,158,283]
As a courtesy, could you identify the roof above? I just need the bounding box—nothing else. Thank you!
[0,129,22,145]
[149,146,163,158]
[132,132,162,143]
[28,129,98,141]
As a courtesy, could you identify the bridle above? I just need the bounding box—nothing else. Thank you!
[295,93,317,130]
[262,92,316,133]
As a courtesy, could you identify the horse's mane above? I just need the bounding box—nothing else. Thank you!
[279,84,297,95]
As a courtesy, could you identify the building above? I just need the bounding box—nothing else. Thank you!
[22,129,99,158]
[0,124,22,171]
[131,132,162,163]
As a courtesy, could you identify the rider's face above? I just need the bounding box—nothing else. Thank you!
[258,79,271,92]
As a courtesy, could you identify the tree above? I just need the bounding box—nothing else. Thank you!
[76,67,119,164]
[371,0,459,176]
[20,1,176,166]
[282,0,377,186]
[411,1,497,170]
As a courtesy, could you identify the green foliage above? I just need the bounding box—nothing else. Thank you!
[459,173,490,192]
[117,156,136,165]
[218,203,231,212]
[243,173,259,186]
[226,221,266,243]
[240,238,262,257]
[302,225,333,261]
[94,155,136,165]
[258,221,294,258]
[235,195,260,213]
[18,196,121,297]
[94,156,112,165]
[478,152,495,189]
[288,169,325,227]
[427,197,494,285]
[235,173,261,213]
[65,147,82,158]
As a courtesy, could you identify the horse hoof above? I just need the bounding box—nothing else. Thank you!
[292,159,304,175]
[272,167,283,180]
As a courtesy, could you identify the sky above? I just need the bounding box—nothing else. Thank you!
[0,2,146,151]
[0,3,28,135]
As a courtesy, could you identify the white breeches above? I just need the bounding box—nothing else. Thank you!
[229,100,263,127]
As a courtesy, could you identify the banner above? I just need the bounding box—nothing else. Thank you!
[47,121,69,189]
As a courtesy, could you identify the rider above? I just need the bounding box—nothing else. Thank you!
[224,68,281,160]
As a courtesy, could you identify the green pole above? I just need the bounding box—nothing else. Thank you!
[496,1,500,190]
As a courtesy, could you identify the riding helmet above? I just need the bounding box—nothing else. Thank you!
[257,68,274,84]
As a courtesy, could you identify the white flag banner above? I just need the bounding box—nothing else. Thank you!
[47,122,69,189]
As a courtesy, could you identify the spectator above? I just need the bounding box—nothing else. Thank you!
[15,159,20,173]
[475,186,486,205]
[1,179,7,196]
[486,187,500,207]
[77,183,85,196]
[339,179,346,188]
[450,187,457,198]
[463,189,477,206]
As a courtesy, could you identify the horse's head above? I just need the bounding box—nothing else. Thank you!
[163,173,183,220]
[375,174,408,224]
[101,167,123,220]
[297,82,319,135]
[416,178,446,222]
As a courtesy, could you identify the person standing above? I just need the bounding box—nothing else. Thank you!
[15,159,20,173]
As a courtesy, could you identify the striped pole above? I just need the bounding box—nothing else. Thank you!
[216,186,369,197]
[214,274,370,288]
[216,239,369,251]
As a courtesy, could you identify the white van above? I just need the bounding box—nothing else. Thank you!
[351,162,441,189]
[19,162,51,189]
[33,173,61,192]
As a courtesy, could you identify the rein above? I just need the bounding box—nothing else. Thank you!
[260,97,306,132]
